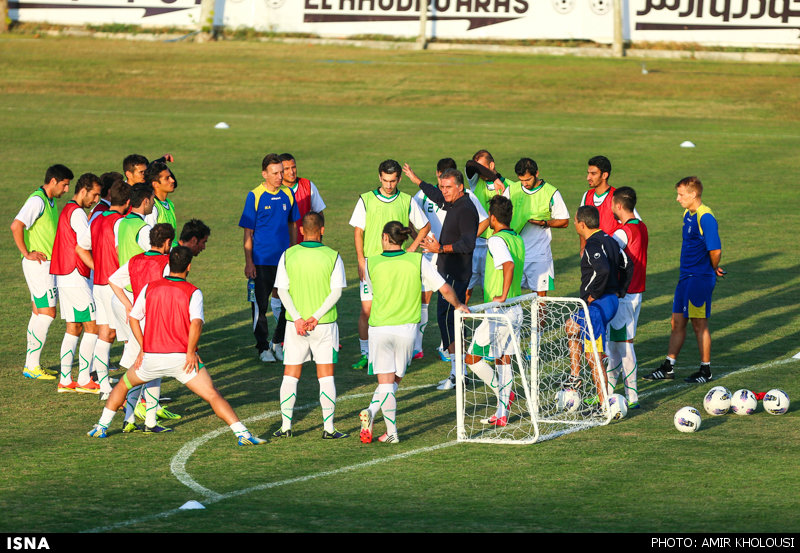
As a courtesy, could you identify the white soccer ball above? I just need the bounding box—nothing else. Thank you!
[606,394,628,421]
[674,406,702,433]
[555,388,581,413]
[730,389,758,415]
[703,386,731,416]
[762,389,790,415]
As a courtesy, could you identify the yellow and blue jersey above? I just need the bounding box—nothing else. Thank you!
[239,184,300,266]
[680,205,721,278]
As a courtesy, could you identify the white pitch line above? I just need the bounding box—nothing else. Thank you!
[81,356,797,533]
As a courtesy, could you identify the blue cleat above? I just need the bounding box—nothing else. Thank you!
[238,433,267,446]
[87,424,108,438]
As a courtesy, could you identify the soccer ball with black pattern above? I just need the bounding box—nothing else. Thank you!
[762,389,790,415]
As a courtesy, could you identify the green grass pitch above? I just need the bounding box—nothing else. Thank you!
[1,36,799,533]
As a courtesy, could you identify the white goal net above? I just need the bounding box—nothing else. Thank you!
[454,294,613,444]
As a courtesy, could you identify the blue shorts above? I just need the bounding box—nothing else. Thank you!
[673,275,716,319]
[573,293,619,353]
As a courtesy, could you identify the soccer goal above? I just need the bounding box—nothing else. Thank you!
[454,294,613,445]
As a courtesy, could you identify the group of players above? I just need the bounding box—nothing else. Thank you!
[12,149,724,445]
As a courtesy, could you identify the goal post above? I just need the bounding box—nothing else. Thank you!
[455,293,613,445]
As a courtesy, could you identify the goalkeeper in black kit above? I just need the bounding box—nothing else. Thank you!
[566,205,633,405]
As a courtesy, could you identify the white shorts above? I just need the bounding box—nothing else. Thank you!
[58,280,96,323]
[283,321,339,365]
[421,252,438,292]
[368,324,415,378]
[468,243,487,290]
[469,304,523,359]
[608,293,642,342]
[110,290,134,341]
[134,352,199,385]
[93,284,115,326]
[359,279,370,302]
[22,259,57,308]
[521,258,555,293]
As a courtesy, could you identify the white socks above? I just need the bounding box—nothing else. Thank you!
[359,339,369,357]
[59,333,80,385]
[77,332,97,387]
[93,339,113,392]
[279,375,299,432]
[607,341,639,405]
[468,359,498,397]
[318,376,337,433]
[143,379,161,428]
[27,313,54,369]
[414,304,429,353]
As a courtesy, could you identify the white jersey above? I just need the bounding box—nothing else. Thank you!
[518,188,569,262]
[413,188,489,240]
[291,180,327,213]
[14,195,46,230]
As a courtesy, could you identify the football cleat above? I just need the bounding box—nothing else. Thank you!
[685,368,712,383]
[377,432,400,443]
[437,375,456,390]
[628,401,641,409]
[76,381,101,394]
[134,401,146,420]
[508,390,516,409]
[99,392,110,401]
[259,349,276,363]
[143,424,173,434]
[437,347,451,362]
[23,366,56,381]
[480,415,508,427]
[643,360,675,381]
[562,374,583,390]
[412,350,424,361]
[122,422,142,433]
[351,354,368,370]
[359,409,374,444]
[322,429,350,439]
[157,407,182,420]
[57,381,78,393]
[271,342,284,362]
[87,424,108,438]
[238,433,267,446]
[271,428,292,438]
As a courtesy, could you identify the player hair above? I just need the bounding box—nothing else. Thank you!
[44,164,74,184]
[676,176,703,196]
[383,220,412,246]
[123,154,149,174]
[514,157,539,177]
[74,173,101,194]
[261,153,282,171]
[169,245,193,274]
[129,182,154,208]
[437,158,457,173]
[100,171,124,198]
[302,211,325,235]
[144,161,169,186]
[108,180,131,207]
[378,159,401,176]
[588,155,612,177]
[439,168,464,187]
[472,149,494,164]
[576,205,600,229]
[149,223,175,248]
[278,153,295,162]
[613,186,637,212]
[489,195,513,226]
[180,218,211,243]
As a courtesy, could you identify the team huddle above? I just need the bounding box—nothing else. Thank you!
[12,150,724,445]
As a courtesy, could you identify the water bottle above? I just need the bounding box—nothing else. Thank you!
[247,278,255,303]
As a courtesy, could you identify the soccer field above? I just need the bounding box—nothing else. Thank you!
[1,36,799,534]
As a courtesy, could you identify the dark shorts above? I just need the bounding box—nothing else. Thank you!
[673,275,716,319]
[572,293,619,354]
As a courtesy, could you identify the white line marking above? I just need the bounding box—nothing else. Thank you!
[81,356,797,533]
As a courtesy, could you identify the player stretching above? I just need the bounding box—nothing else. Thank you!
[463,196,525,427]
[359,222,468,443]
[349,159,430,370]
[272,212,348,439]
[109,224,177,432]
[606,187,648,408]
[644,176,724,384]
[50,173,102,394]
[566,206,632,407]
[88,246,266,445]
[11,165,73,380]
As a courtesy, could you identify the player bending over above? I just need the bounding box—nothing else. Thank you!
[463,195,525,427]
[358,221,468,444]
[565,206,632,407]
[88,246,265,445]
